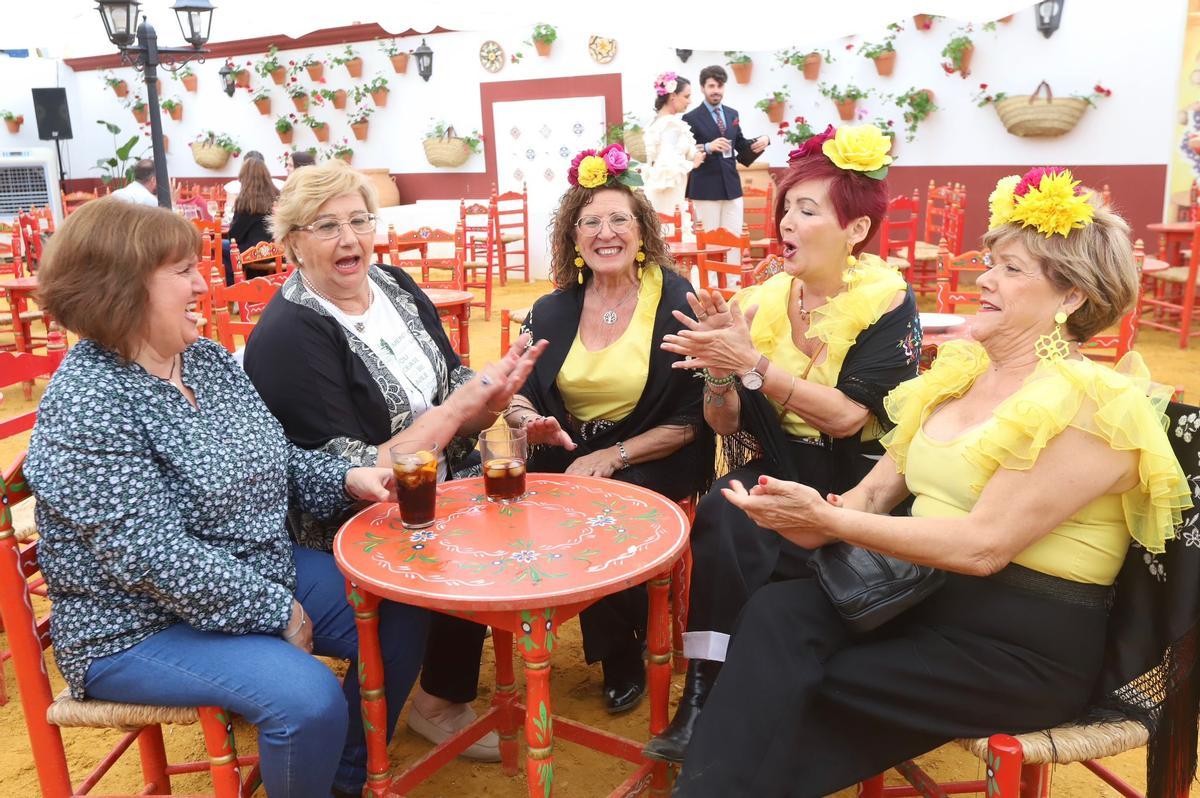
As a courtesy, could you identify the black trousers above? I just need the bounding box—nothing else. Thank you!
[685,445,836,652]
[675,573,1108,797]
[419,613,486,704]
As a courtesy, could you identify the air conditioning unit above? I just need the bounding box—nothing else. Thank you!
[0,147,60,225]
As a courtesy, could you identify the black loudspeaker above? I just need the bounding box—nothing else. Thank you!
[31,87,73,141]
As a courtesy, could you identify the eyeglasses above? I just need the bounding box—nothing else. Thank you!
[298,212,377,239]
[575,213,635,237]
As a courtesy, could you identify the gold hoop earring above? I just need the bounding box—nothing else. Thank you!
[1035,311,1071,362]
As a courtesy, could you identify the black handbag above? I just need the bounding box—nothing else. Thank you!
[808,542,944,633]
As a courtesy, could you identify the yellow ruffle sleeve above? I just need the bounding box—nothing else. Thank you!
[882,340,1192,554]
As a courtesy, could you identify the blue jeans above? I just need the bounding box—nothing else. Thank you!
[84,545,429,797]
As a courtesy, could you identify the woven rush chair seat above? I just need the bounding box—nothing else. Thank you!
[913,241,941,260]
[508,307,529,325]
[886,255,910,270]
[47,689,203,731]
[957,719,1149,765]
[1153,266,1197,284]
[499,232,524,244]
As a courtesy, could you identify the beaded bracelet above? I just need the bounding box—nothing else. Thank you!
[701,369,737,386]
[616,440,631,469]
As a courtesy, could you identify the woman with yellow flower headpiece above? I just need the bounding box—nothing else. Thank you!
[672,166,1193,796]
[502,144,715,713]
[645,124,920,763]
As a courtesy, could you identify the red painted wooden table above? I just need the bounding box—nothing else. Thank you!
[1146,221,1196,267]
[425,288,473,367]
[666,242,731,276]
[334,475,691,798]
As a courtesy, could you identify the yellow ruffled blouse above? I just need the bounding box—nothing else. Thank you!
[733,254,906,438]
[882,340,1192,585]
[557,265,662,423]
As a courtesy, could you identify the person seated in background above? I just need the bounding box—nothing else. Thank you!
[222,157,280,283]
[27,197,502,798]
[244,159,539,762]
[222,150,284,224]
[673,168,1193,796]
[111,158,158,207]
[286,148,317,176]
[503,145,714,713]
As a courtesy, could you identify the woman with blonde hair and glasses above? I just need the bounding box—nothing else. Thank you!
[245,159,551,762]
[502,145,714,712]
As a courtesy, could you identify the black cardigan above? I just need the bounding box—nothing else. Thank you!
[517,265,715,501]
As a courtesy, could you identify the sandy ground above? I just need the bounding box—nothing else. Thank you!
[1,278,1198,797]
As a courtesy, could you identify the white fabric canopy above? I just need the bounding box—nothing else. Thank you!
[5,0,1043,57]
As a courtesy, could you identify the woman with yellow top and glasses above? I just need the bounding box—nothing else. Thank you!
[645,125,921,763]
[503,145,714,713]
[673,167,1193,796]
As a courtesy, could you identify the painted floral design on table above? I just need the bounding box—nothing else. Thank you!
[340,476,686,597]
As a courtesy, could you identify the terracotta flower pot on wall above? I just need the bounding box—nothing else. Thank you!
[132,106,148,124]
[254,97,271,115]
[834,99,857,121]
[181,75,197,92]
[730,61,753,84]
[269,67,286,85]
[803,53,822,80]
[336,151,353,164]
[534,40,552,57]
[913,13,935,30]
[312,123,330,143]
[234,70,250,88]
[345,57,363,77]
[112,80,128,97]
[370,89,389,107]
[292,94,309,113]
[277,128,293,144]
[765,101,785,124]
[873,51,897,76]
[305,63,324,81]
[332,89,347,110]
[957,44,974,78]
[4,116,23,134]
[351,121,370,141]
[162,134,169,153]
[390,53,409,73]
[167,104,182,121]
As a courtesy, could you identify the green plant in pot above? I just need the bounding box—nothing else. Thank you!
[160,97,183,121]
[941,29,974,78]
[379,39,410,73]
[819,83,869,121]
[91,120,149,184]
[527,23,557,56]
[349,105,374,141]
[776,115,817,147]
[254,45,286,85]
[859,22,902,76]
[755,89,790,124]
[724,51,754,84]
[275,114,297,144]
[894,87,938,141]
[332,45,363,78]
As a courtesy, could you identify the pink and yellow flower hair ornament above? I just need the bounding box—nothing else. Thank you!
[987,166,1095,238]
[567,144,644,190]
[654,71,679,96]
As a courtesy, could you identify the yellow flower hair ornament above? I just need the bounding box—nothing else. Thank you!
[820,124,893,179]
[987,167,1095,238]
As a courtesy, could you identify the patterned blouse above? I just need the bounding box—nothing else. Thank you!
[26,338,354,698]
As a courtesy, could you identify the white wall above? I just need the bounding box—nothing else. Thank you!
[0,0,1187,182]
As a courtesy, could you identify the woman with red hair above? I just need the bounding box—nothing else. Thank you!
[644,124,920,763]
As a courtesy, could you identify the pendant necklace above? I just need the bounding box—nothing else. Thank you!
[797,283,811,324]
[597,282,639,325]
[303,274,373,333]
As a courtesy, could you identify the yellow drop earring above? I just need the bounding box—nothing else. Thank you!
[575,244,586,284]
[1035,310,1071,362]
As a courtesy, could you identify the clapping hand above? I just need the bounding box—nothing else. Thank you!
[722,476,834,549]
[662,290,758,376]
[453,333,547,417]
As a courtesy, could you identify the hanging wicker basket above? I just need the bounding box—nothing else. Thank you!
[191,142,232,170]
[993,81,1088,138]
[422,126,471,168]
[623,129,648,163]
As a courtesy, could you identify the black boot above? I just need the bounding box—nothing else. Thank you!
[642,659,721,763]
[602,639,646,714]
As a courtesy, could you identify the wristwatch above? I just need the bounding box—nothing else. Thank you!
[740,354,770,391]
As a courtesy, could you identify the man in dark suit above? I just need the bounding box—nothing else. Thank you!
[683,64,769,264]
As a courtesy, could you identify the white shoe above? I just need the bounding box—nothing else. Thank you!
[406,701,501,762]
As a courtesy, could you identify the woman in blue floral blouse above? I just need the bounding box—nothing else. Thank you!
[26,198,545,798]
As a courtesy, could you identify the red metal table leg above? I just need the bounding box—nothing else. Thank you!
[646,568,672,796]
[492,628,520,777]
[346,582,393,798]
[518,608,557,798]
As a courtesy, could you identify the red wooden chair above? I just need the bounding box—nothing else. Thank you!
[878,190,927,290]
[695,222,752,299]
[0,452,261,797]
[237,241,288,277]
[742,183,778,258]
[656,206,683,245]
[1141,223,1200,348]
[498,308,530,358]
[211,274,286,353]
[493,183,530,284]
[17,212,45,273]
[1080,239,1145,363]
[0,227,24,279]
[934,245,986,314]
[388,226,466,291]
[459,201,496,320]
[62,190,99,218]
[915,181,966,259]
